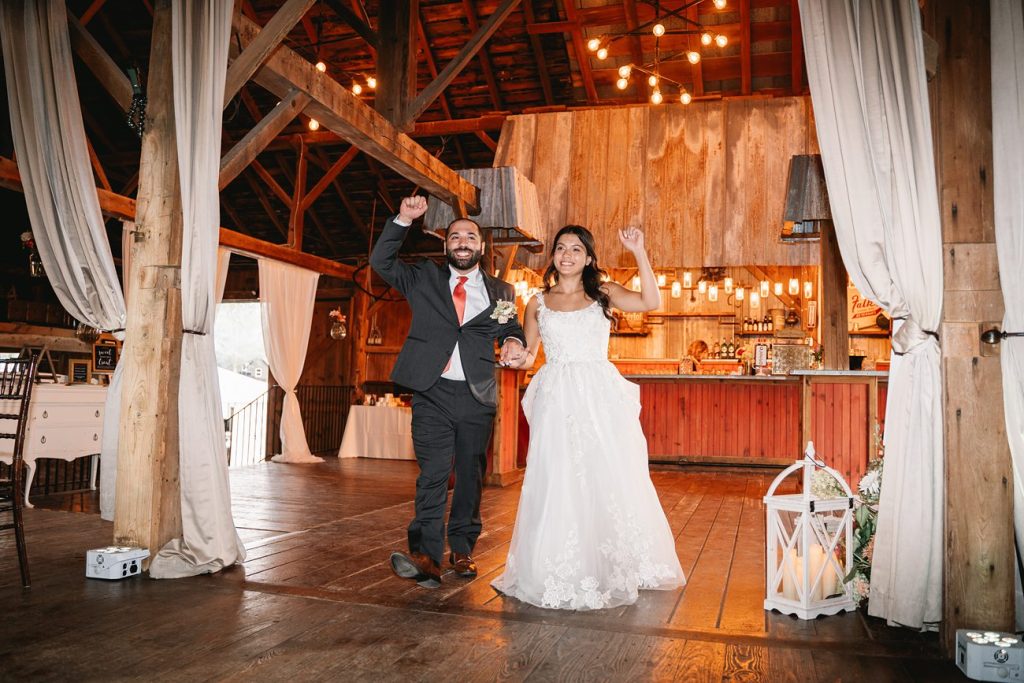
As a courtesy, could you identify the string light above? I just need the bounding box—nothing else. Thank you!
[352,82,363,95]
[687,51,701,65]
[714,0,727,8]
[715,34,729,47]
[651,89,663,105]
[708,284,719,302]
[698,280,708,295]
[618,65,632,78]
[680,92,692,105]
[736,287,745,301]
[648,74,659,87]
[315,61,327,72]
[804,281,813,298]
[596,47,609,60]
[307,118,320,131]
[671,281,682,298]
[682,271,693,288]
[587,37,602,51]
[789,278,800,296]
[724,277,734,294]
[652,23,666,37]
[701,32,713,46]
[774,282,783,296]
[366,76,377,89]
[617,78,629,90]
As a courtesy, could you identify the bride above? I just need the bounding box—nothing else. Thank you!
[493,225,684,610]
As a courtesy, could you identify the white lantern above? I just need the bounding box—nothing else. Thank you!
[764,441,858,619]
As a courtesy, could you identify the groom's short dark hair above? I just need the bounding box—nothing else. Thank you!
[445,217,482,237]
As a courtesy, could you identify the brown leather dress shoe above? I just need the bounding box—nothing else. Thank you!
[390,551,441,588]
[449,552,478,578]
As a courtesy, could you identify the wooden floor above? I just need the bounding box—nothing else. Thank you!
[1,459,966,682]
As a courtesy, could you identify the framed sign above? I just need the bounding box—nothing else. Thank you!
[848,284,889,334]
[92,340,119,374]
[68,359,91,385]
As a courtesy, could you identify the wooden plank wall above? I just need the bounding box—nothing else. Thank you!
[638,379,802,462]
[807,380,888,488]
[493,97,821,270]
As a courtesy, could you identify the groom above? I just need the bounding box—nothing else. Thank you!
[370,195,526,588]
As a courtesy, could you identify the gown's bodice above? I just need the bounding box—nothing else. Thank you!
[536,294,610,364]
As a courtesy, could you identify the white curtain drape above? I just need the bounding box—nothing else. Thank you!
[258,259,321,463]
[148,1,243,578]
[216,248,232,304]
[798,0,944,629]
[991,0,1024,631]
[0,0,128,523]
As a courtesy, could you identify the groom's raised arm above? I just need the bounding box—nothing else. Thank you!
[370,216,418,295]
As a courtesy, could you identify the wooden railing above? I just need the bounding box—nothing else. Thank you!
[265,384,354,459]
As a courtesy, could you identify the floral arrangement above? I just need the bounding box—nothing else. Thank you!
[328,308,346,324]
[490,299,516,324]
[20,231,35,251]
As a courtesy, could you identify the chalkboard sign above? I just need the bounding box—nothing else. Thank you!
[92,341,118,374]
[69,359,91,385]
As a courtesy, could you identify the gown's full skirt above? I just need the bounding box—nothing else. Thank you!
[491,357,685,610]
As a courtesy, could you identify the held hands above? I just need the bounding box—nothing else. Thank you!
[498,339,529,368]
[398,195,428,223]
[618,226,645,254]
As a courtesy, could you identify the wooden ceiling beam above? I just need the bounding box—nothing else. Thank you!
[67,14,133,112]
[79,0,107,25]
[257,114,509,151]
[250,159,293,207]
[223,0,318,107]
[0,155,352,279]
[323,0,378,54]
[474,131,498,152]
[560,0,599,103]
[521,1,555,106]
[288,138,308,250]
[376,1,419,128]
[623,0,648,101]
[687,3,704,96]
[243,170,289,239]
[402,0,522,127]
[219,88,311,190]
[417,10,469,168]
[85,137,112,192]
[790,0,804,95]
[275,149,339,256]
[301,145,360,211]
[462,0,505,111]
[232,11,480,213]
[312,148,369,240]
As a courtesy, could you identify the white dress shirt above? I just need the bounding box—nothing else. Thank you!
[442,265,489,381]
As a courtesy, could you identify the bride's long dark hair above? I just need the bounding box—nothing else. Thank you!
[543,225,613,320]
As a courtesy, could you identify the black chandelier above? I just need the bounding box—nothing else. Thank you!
[586,0,730,104]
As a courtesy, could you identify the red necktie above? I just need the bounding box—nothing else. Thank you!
[444,276,469,373]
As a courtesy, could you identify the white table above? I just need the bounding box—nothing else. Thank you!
[338,405,416,460]
[0,383,107,508]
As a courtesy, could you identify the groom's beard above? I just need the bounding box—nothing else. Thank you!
[446,247,482,271]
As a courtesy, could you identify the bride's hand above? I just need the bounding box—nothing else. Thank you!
[619,226,645,254]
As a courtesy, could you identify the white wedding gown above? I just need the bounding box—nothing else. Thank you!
[492,294,685,610]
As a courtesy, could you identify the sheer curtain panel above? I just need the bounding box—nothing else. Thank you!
[0,0,128,522]
[258,259,321,463]
[798,0,945,629]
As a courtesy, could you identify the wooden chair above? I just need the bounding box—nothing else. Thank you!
[0,354,39,588]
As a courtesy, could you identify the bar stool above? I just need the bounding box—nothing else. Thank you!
[0,353,39,588]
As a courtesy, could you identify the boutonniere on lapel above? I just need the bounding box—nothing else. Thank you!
[490,299,516,324]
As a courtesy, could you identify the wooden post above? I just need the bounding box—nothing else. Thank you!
[375,0,418,129]
[486,369,523,486]
[114,0,183,556]
[925,0,1015,652]
[818,220,849,370]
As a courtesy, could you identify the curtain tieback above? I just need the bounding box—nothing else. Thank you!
[182,329,207,336]
[891,316,939,355]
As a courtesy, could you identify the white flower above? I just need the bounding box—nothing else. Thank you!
[490,299,516,324]
[858,469,881,500]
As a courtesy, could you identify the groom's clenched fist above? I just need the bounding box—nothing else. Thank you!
[398,195,428,223]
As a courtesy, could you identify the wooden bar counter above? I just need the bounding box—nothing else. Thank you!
[619,365,888,488]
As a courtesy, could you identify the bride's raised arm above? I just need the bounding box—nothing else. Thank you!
[603,227,661,313]
[505,295,541,369]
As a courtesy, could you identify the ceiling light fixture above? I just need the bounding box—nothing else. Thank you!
[585,0,730,105]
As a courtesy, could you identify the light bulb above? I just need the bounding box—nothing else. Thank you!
[750,291,760,308]
[367,76,377,89]
[789,278,799,296]
[804,281,813,299]
[652,23,666,37]
[708,284,719,302]
[650,89,663,105]
[648,74,659,87]
[682,271,692,288]
[631,275,641,291]
[774,282,783,296]
[596,47,609,60]
[687,51,701,65]
[307,118,320,131]
[714,0,727,8]
[698,280,707,294]
[715,34,728,47]
[616,78,629,90]
[760,280,770,298]
[657,273,667,287]
[587,37,601,52]
[736,287,745,301]
[724,277,733,293]
[315,61,327,72]
[618,64,632,78]
[701,32,713,46]
[680,91,692,105]
[352,82,363,95]
[671,281,682,298]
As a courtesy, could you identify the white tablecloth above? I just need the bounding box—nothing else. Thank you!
[338,405,415,460]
